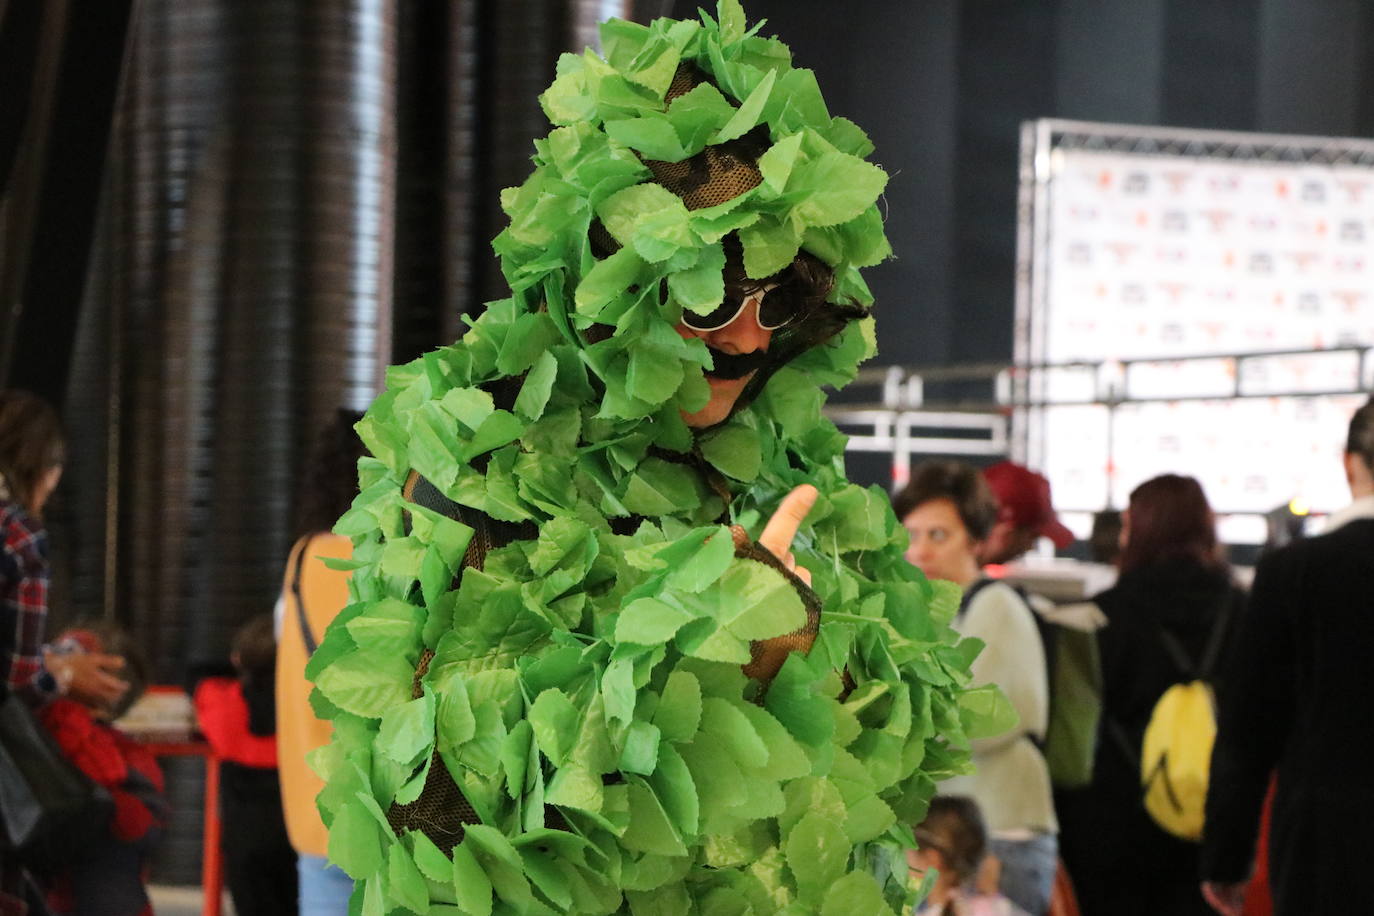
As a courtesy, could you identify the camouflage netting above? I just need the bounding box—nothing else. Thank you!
[306,2,1013,914]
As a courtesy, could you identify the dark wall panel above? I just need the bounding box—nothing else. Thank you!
[952,0,1058,364]
[1257,0,1362,135]
[1055,0,1165,125]
[1162,0,1261,130]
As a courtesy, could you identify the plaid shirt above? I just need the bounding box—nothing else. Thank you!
[1,500,58,704]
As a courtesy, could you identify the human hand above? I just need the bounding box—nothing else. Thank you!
[1201,880,1248,916]
[754,484,818,587]
[46,651,130,711]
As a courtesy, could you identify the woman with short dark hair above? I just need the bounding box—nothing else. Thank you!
[1058,473,1244,916]
[893,461,1058,916]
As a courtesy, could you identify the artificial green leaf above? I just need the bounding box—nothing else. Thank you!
[606,114,689,161]
[438,387,495,432]
[647,741,699,836]
[529,688,580,767]
[545,763,604,813]
[450,841,494,916]
[958,684,1020,740]
[667,242,727,314]
[514,350,559,421]
[598,183,688,246]
[844,794,896,844]
[717,0,747,44]
[327,800,385,877]
[602,655,637,724]
[663,527,735,593]
[344,598,423,657]
[519,847,574,911]
[714,561,806,641]
[627,346,684,404]
[712,69,776,144]
[785,812,850,902]
[433,676,477,748]
[737,703,811,781]
[652,670,703,742]
[823,116,875,157]
[780,777,846,837]
[410,829,453,884]
[764,654,834,747]
[790,151,888,228]
[463,826,534,911]
[698,424,762,481]
[820,870,897,916]
[701,697,769,770]
[575,247,645,319]
[616,596,698,645]
[621,458,702,516]
[315,649,416,719]
[377,693,437,767]
[739,215,802,280]
[758,132,804,194]
[666,82,735,152]
[675,619,750,664]
[619,719,662,775]
[622,782,687,856]
[388,842,430,914]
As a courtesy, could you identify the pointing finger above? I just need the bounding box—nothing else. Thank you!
[758,484,818,559]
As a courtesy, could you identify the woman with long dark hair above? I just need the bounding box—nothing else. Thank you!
[0,389,128,707]
[0,390,129,910]
[1058,474,1244,916]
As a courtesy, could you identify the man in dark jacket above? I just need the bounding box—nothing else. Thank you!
[1201,396,1374,915]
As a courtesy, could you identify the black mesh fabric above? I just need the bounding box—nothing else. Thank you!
[734,536,823,683]
[642,140,765,212]
[386,472,534,851]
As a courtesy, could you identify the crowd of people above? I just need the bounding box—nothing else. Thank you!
[891,395,1374,916]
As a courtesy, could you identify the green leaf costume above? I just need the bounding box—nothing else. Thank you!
[311,3,1009,913]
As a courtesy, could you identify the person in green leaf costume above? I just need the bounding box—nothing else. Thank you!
[307,3,1013,914]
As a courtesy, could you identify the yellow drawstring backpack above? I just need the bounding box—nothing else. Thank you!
[1130,600,1234,841]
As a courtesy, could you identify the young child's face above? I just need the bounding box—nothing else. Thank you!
[906,844,942,881]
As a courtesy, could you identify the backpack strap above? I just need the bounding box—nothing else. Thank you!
[957,577,997,619]
[1158,587,1235,681]
[1197,589,1235,680]
[288,535,320,657]
[962,578,1053,753]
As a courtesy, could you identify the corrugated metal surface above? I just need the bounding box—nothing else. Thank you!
[65,0,398,883]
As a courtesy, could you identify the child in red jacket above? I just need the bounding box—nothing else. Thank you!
[38,624,166,916]
[192,614,296,916]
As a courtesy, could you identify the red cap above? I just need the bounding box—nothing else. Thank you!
[981,461,1075,548]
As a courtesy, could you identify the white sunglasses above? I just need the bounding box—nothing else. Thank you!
[680,283,796,332]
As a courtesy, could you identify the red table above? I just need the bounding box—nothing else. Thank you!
[141,740,223,916]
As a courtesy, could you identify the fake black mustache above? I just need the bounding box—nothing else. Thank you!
[704,347,769,380]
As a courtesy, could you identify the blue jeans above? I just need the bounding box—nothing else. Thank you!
[298,854,353,916]
[989,833,1058,916]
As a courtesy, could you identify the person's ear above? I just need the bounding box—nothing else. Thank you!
[1343,451,1372,493]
